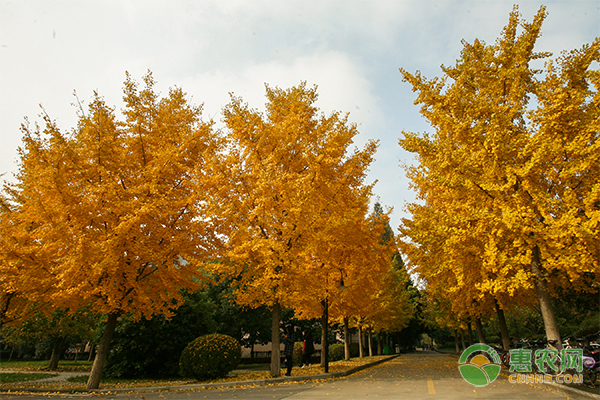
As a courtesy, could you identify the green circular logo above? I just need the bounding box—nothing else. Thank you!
[458,343,501,387]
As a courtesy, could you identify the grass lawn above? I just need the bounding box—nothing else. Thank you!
[0,373,58,383]
[0,360,92,371]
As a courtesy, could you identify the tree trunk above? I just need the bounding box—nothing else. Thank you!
[86,313,118,390]
[320,298,329,373]
[377,336,382,355]
[460,330,466,350]
[531,245,563,349]
[358,326,364,358]
[454,330,460,353]
[368,329,373,357]
[343,317,350,361]
[475,318,486,344]
[87,343,95,362]
[48,337,66,370]
[511,311,521,340]
[467,321,474,346]
[495,300,511,350]
[270,303,281,377]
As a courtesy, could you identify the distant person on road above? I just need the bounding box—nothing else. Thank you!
[283,325,295,376]
[301,330,314,367]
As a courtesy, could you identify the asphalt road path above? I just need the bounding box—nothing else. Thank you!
[2,352,596,400]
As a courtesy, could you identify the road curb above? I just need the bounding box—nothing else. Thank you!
[0,355,401,395]
[530,379,599,400]
[497,371,600,400]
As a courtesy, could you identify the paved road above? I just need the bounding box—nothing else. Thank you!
[2,352,596,400]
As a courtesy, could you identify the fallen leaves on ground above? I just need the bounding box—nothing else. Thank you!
[0,356,390,390]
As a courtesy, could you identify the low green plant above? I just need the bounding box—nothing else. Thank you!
[329,343,345,361]
[179,334,241,381]
[0,360,92,371]
[0,372,57,383]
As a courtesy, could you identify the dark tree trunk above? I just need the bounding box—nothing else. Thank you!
[47,337,67,370]
[320,298,329,372]
[87,343,95,362]
[475,318,486,344]
[495,300,511,350]
[86,313,118,390]
[270,303,281,377]
[454,330,460,353]
[467,321,474,346]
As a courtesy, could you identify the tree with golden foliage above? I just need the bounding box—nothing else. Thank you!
[210,82,378,376]
[398,6,598,349]
[293,201,404,367]
[1,72,222,389]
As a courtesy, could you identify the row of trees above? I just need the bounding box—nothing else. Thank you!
[398,6,599,350]
[0,76,414,388]
[2,280,272,378]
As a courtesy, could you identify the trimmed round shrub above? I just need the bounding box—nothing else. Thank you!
[329,343,345,361]
[179,333,241,380]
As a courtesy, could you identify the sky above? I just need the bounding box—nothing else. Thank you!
[1,0,598,232]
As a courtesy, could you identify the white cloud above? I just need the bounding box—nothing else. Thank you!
[1,0,597,229]
[176,50,382,138]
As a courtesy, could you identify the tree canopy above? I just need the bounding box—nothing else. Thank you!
[208,82,390,375]
[1,72,223,388]
[398,5,599,348]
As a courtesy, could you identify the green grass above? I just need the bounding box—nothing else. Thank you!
[0,360,93,371]
[66,376,92,383]
[0,372,57,383]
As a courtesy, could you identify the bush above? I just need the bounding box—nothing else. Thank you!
[329,343,345,361]
[105,290,217,378]
[179,334,241,380]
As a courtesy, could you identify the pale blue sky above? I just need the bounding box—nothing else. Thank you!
[1,0,598,231]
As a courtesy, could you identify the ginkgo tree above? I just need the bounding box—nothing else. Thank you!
[323,205,413,359]
[293,200,404,367]
[398,5,598,348]
[291,188,376,370]
[1,72,222,389]
[398,188,536,349]
[209,82,379,376]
